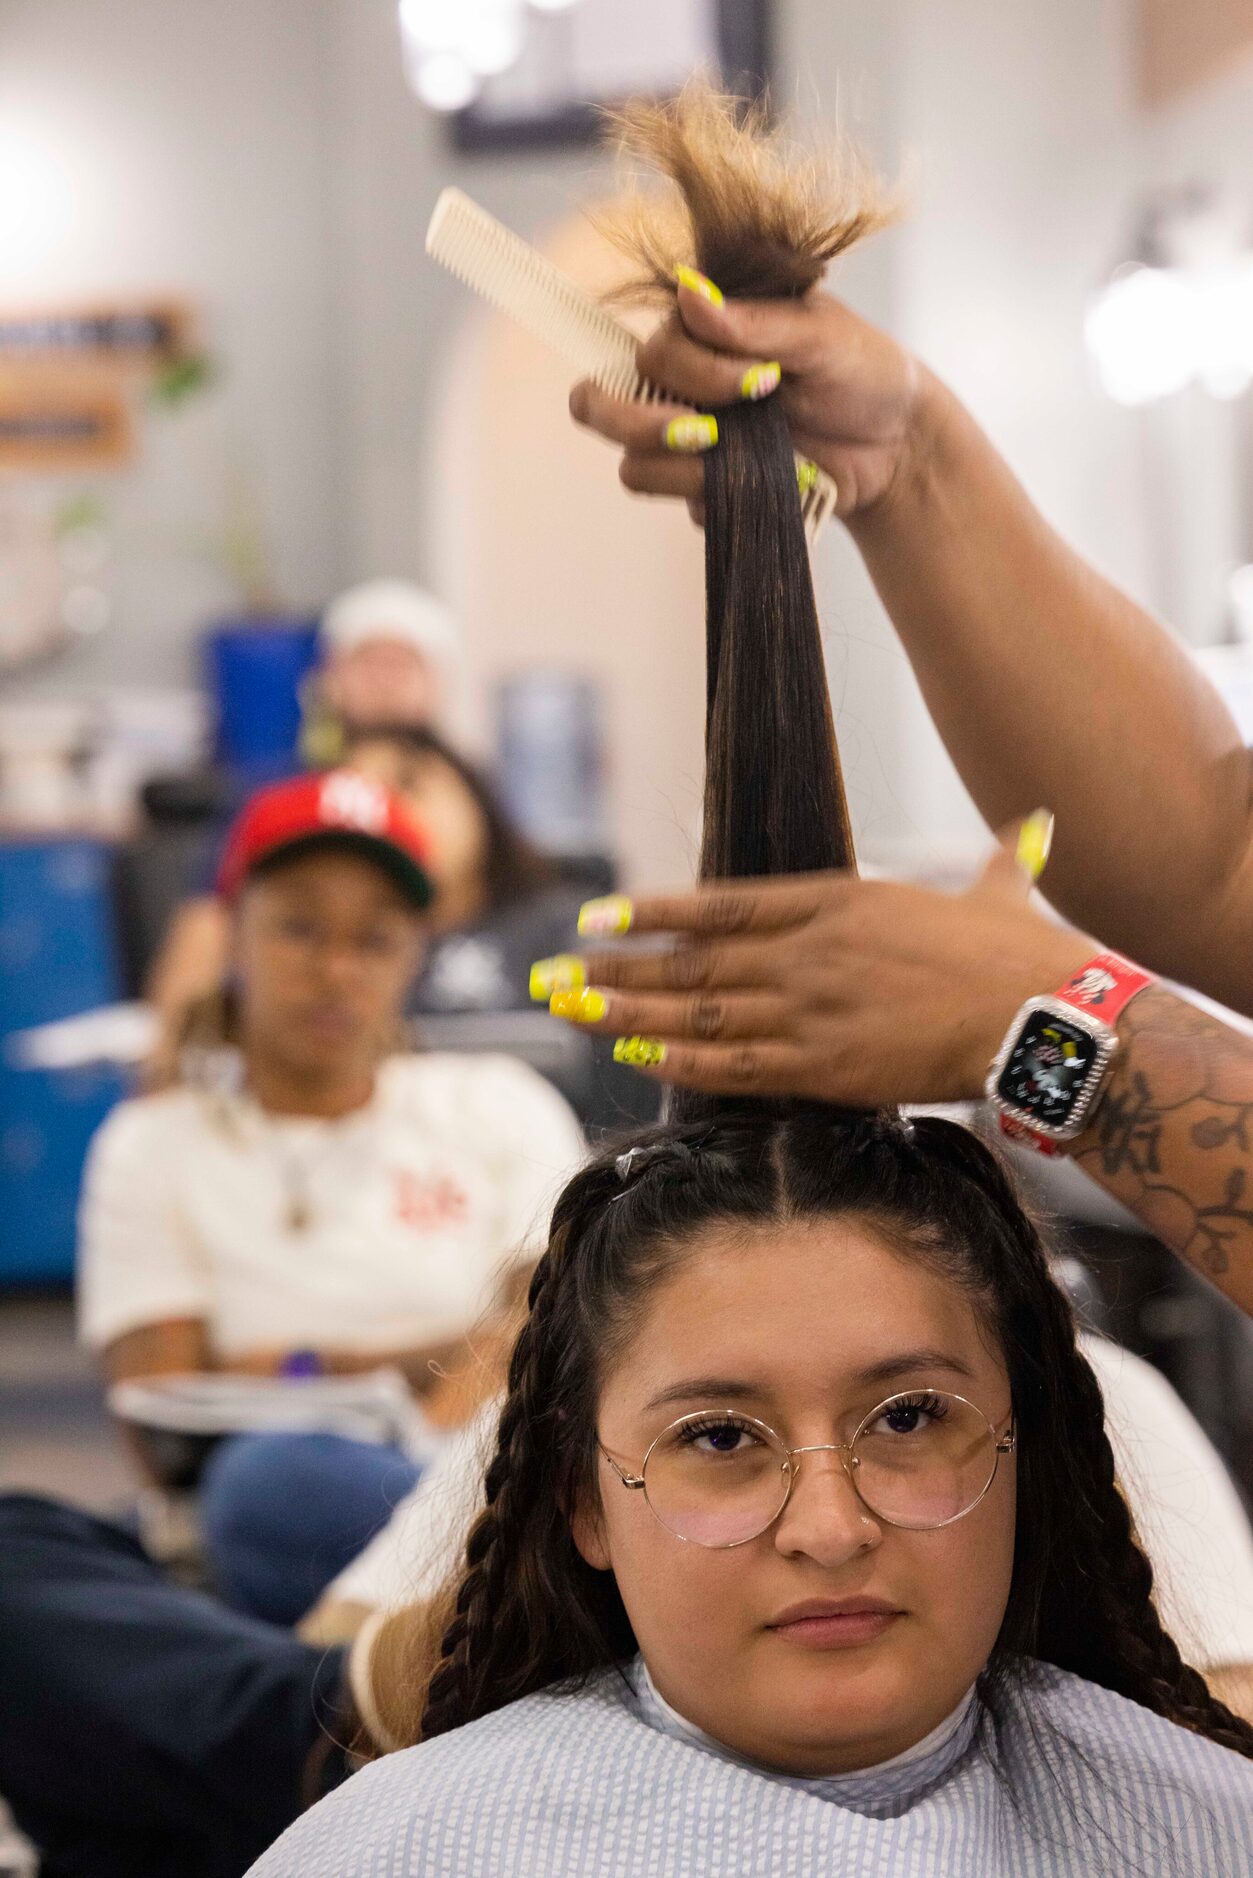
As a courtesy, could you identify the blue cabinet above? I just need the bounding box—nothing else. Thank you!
[0,840,129,1283]
[204,617,320,780]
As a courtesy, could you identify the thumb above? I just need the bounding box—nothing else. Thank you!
[977,809,1054,901]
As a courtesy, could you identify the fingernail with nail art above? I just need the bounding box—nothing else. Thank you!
[674,265,725,308]
[578,894,634,938]
[529,955,586,1002]
[741,361,781,401]
[1015,810,1055,882]
[550,988,608,1024]
[665,414,719,454]
[613,1036,667,1069]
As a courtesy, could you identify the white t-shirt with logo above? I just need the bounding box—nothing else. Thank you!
[77,1054,586,1358]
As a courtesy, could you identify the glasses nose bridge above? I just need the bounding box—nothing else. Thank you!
[776,1439,873,1541]
[784,1440,858,1488]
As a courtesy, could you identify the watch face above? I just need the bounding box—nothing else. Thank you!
[996,1011,1100,1129]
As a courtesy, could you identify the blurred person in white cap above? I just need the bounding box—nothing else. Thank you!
[310,579,462,749]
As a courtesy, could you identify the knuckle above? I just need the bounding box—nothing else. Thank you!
[729,1046,763,1086]
[637,315,681,374]
[670,945,711,991]
[618,455,648,492]
[703,892,752,936]
[689,995,726,1042]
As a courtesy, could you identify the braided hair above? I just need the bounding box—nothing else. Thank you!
[422,83,1252,1788]
[421,1108,1252,1760]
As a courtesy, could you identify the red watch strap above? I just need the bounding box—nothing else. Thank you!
[997,949,1155,1156]
[998,1114,1066,1158]
[1053,951,1155,1026]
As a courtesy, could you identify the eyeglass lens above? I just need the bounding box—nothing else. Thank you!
[640,1393,1002,1546]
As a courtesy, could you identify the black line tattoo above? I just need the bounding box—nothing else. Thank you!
[1073,991,1253,1284]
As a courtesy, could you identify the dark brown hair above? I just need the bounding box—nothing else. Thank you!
[418,86,1253,1800]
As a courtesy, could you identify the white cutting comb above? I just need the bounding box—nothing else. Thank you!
[425,187,839,542]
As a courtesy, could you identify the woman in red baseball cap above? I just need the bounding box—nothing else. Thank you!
[76,769,587,1625]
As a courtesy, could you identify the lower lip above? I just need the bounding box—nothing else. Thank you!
[301,1009,354,1035]
[770,1611,900,1649]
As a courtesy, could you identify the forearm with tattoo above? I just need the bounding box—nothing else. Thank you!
[1072,988,1253,1315]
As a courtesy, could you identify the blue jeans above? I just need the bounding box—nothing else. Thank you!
[199,1432,422,1626]
[0,1494,349,1878]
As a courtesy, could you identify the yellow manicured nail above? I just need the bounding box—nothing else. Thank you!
[578,894,633,938]
[665,414,719,454]
[674,264,724,308]
[1015,809,1055,882]
[529,955,586,1002]
[550,988,608,1024]
[741,361,781,401]
[796,459,819,494]
[613,1035,667,1069]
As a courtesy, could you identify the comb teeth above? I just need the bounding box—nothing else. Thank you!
[425,186,838,538]
[427,188,644,402]
[799,466,839,535]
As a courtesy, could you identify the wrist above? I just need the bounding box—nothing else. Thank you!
[849,364,952,536]
[955,933,1097,1098]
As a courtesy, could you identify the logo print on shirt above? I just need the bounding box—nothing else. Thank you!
[394,1170,469,1230]
[319,770,390,833]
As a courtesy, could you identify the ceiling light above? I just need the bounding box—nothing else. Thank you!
[1084,265,1197,407]
[412,50,480,112]
[461,3,525,77]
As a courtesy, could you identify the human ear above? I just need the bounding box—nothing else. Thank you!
[391,921,425,986]
[569,1489,613,1573]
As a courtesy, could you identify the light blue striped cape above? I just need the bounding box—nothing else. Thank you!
[250,1656,1252,1876]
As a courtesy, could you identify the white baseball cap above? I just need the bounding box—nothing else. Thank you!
[321,579,459,665]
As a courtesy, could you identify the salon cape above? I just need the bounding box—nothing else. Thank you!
[250,1656,1251,1876]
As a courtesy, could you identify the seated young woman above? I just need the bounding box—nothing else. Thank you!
[78,767,586,1623]
[248,91,1252,1876]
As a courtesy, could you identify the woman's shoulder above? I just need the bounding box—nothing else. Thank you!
[1006,1662,1252,1831]
[1017,1660,1240,1757]
[87,1085,209,1163]
[247,1675,641,1876]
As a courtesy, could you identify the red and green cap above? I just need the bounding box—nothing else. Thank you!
[216,770,434,910]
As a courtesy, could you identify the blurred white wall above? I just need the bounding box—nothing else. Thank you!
[4,0,1253,875]
[0,0,343,690]
[870,0,1151,858]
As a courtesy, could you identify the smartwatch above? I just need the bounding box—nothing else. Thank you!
[985,952,1155,1154]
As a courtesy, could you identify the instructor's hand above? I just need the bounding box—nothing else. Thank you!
[546,839,1092,1109]
[568,274,929,522]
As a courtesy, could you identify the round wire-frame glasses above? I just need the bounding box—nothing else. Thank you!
[599,1391,1016,1549]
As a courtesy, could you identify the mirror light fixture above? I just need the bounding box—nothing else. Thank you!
[400,0,586,112]
[1086,191,1253,407]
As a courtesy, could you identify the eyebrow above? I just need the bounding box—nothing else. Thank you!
[643,1348,976,1413]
